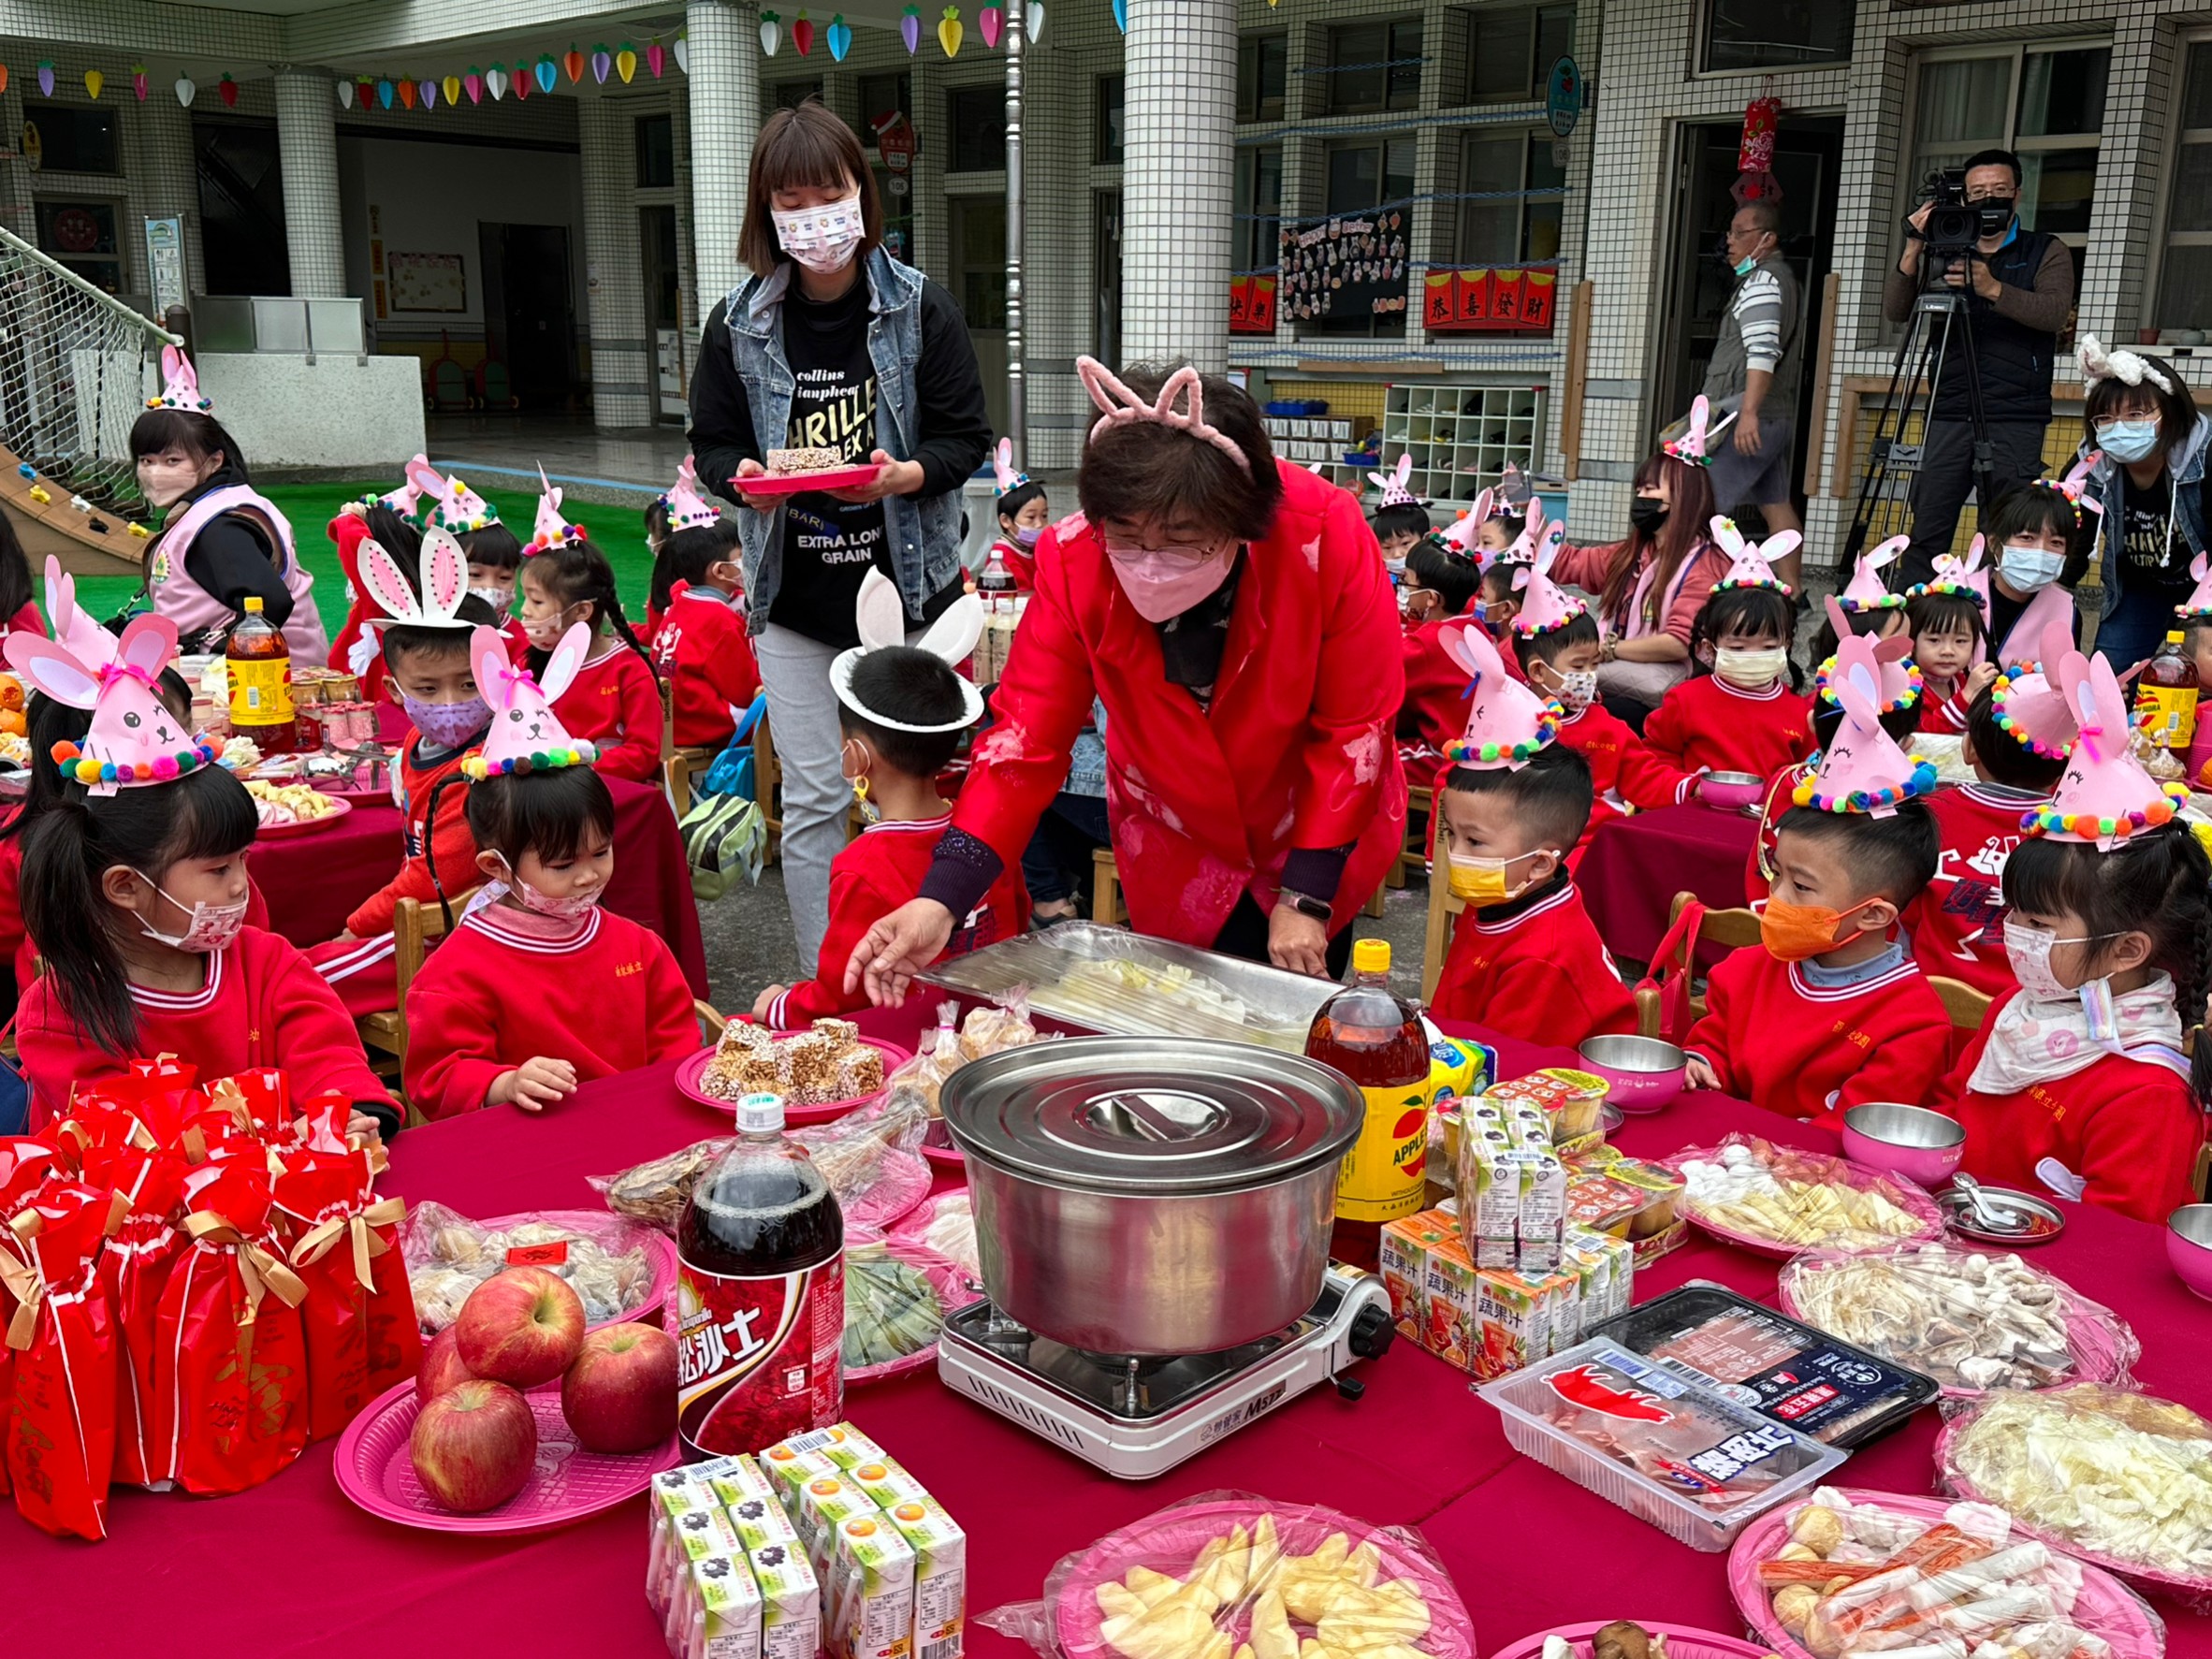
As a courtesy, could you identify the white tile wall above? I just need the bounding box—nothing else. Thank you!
[272,67,346,298]
[687,0,763,316]
[1124,0,1237,369]
[578,94,654,426]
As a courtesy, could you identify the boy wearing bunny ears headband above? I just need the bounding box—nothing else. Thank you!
[1367,455,1431,574]
[752,572,1027,1027]
[1681,628,1951,1123]
[1426,618,1638,1046]
[1933,640,2211,1223]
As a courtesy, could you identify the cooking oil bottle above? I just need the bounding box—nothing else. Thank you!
[1306,939,1428,1269]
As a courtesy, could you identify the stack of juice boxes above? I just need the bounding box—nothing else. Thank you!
[1562,1142,1688,1264]
[648,1422,966,1659]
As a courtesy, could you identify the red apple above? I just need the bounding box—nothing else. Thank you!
[560,1323,678,1452]
[416,1325,475,1404]
[409,1378,537,1512]
[455,1266,585,1388]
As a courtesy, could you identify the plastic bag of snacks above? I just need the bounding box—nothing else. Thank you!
[981,1492,1479,1659]
[884,1002,970,1120]
[1664,1135,1943,1257]
[1731,1486,2167,1659]
[0,1179,123,1538]
[792,1092,932,1232]
[590,1136,724,1231]
[842,1230,981,1383]
[401,1200,661,1329]
[1778,1241,2139,1400]
[1937,1383,2212,1605]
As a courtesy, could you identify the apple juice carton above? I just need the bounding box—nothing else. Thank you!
[1472,1268,1550,1382]
[887,1494,968,1659]
[848,1457,929,1510]
[749,1540,822,1659]
[834,1513,917,1659]
[1378,1211,1448,1342]
[688,1554,764,1659]
[1515,1148,1566,1274]
[1419,1230,1480,1369]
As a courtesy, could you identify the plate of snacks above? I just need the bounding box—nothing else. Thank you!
[842,1230,982,1385]
[888,997,1047,1166]
[1778,1241,2138,1398]
[734,449,885,497]
[1728,1488,2166,1659]
[677,1017,910,1123]
[1492,1621,1777,1659]
[401,1202,674,1336]
[1663,1135,1943,1258]
[892,1188,981,1281]
[245,779,351,836]
[1937,1384,2212,1600]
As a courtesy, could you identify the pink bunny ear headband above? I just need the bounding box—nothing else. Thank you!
[1076,357,1251,473]
[1438,617,1563,768]
[991,438,1030,497]
[2033,451,2107,519]
[1660,395,1737,467]
[147,344,211,414]
[1708,515,1797,594]
[359,529,472,632]
[1794,628,1938,816]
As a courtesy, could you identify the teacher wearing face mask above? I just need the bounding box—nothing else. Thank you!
[844,359,1407,1002]
[690,99,992,979]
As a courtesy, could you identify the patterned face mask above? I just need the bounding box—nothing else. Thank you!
[771,194,866,274]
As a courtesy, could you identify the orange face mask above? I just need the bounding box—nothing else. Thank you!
[1758,896,1877,962]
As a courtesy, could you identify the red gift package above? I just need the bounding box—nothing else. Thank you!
[80,1143,187,1486]
[154,1158,310,1495]
[273,1146,413,1441]
[3,1180,124,1539]
[0,1138,67,1498]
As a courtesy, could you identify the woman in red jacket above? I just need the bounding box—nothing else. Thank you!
[848,358,1407,997]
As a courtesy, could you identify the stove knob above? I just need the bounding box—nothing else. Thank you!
[1347,1302,1395,1360]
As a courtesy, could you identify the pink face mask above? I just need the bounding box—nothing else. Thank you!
[1105,541,1236,624]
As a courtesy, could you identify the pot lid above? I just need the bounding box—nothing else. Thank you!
[940,1036,1365,1195]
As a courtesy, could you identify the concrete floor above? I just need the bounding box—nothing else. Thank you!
[425,414,691,506]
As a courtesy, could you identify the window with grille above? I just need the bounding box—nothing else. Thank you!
[1327,19,1422,116]
[1455,131,1566,266]
[2158,38,2212,331]
[947,85,1005,173]
[1703,0,1852,73]
[1239,34,1288,123]
[1467,5,1575,104]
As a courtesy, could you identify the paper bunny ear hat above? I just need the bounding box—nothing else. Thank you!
[357,460,427,520]
[1996,580,2076,668]
[5,616,214,796]
[359,528,471,631]
[405,456,500,532]
[661,455,720,533]
[1509,526,1587,636]
[1836,535,1909,612]
[459,623,596,779]
[1370,454,1421,510]
[829,569,986,735]
[1709,515,1798,594]
[991,437,1031,498]
[1795,628,1938,815]
[146,344,210,414]
[2027,645,2187,847]
[2181,551,2212,619]
[1660,395,1737,466]
[1988,619,2082,760]
[1438,617,1562,769]
[2039,450,2107,520]
[1437,488,1497,561]
[1914,533,1992,610]
[1813,598,1922,713]
[526,465,586,553]
[41,556,118,670]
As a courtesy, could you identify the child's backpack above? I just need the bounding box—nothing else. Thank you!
[699,693,767,803]
[680,695,769,901]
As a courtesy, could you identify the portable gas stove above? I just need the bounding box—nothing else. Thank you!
[937,1263,1395,1480]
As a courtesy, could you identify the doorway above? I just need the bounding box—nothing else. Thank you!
[1652,116,1843,523]
[478,222,577,411]
[641,205,685,423]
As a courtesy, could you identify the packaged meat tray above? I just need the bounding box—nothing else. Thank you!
[1479,1338,1848,1551]
[1584,1283,1937,1448]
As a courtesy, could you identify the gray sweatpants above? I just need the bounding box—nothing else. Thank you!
[753,623,852,979]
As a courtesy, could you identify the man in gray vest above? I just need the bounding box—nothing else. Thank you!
[1703,199,1803,591]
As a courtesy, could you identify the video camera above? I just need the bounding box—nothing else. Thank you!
[1909,169,2017,263]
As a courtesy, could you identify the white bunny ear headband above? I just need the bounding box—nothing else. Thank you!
[2078,333,2175,397]
[828,569,987,735]
[1076,356,1252,473]
[359,529,472,631]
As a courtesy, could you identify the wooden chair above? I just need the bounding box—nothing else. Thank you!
[359,886,477,1124]
[1632,891,1761,1034]
[1394,783,1433,890]
[1420,812,1457,1003]
[754,709,784,866]
[1091,847,1128,924]
[1924,973,1994,1034]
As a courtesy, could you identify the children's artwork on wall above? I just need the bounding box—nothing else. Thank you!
[387,251,467,313]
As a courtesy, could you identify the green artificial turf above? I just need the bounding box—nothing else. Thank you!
[62,480,662,635]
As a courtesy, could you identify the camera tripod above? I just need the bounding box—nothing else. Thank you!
[1841,257,1994,586]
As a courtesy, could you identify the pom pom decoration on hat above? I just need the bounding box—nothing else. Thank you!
[990,437,1029,498]
[2023,643,2187,848]
[2034,449,2107,523]
[358,528,473,633]
[1369,453,1423,510]
[355,459,428,521]
[1794,625,1938,816]
[1435,487,1495,567]
[1835,533,1909,613]
[660,454,721,533]
[41,556,119,672]
[2180,550,2212,621]
[1989,620,2083,761]
[459,625,596,779]
[1509,524,1588,638]
[525,464,588,553]
[1709,514,1797,594]
[1659,394,1737,467]
[1912,532,1991,609]
[404,455,499,533]
[830,569,985,735]
[1812,596,1921,714]
[145,343,211,413]
[1437,617,1562,769]
[4,616,215,797]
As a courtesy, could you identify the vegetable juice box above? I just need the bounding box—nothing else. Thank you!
[1420,1230,1480,1370]
[1456,1126,1521,1270]
[662,1506,745,1638]
[728,1491,801,1552]
[833,1513,917,1659]
[1515,1149,1566,1274]
[1378,1210,1451,1343]
[708,1455,777,1509]
[847,1457,930,1510]
[762,1445,840,1521]
[749,1540,822,1659]
[1472,1269,1551,1381]
[887,1494,968,1659]
[688,1554,764,1659]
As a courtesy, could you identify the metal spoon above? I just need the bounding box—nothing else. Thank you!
[1951,1171,2009,1230]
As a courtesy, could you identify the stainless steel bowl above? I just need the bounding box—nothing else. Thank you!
[939,1036,1365,1355]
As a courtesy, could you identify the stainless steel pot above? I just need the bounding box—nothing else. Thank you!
[939,1036,1364,1356]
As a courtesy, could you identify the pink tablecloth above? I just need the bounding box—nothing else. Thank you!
[1579,801,1758,965]
[3,1012,2205,1656]
[247,775,711,996]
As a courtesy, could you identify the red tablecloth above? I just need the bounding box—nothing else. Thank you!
[247,775,711,996]
[4,1013,2205,1656]
[1579,802,1757,965]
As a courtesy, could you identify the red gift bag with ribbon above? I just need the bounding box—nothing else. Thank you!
[3,1180,124,1539]
[0,1138,67,1501]
[154,1158,310,1494]
[273,1142,412,1440]
[80,1143,187,1486]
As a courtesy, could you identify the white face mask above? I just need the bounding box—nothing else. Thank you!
[772,194,866,275]
[133,872,249,953]
[1999,544,2065,591]
[469,584,513,612]
[494,857,603,922]
[2002,917,2120,1004]
[1714,646,1789,690]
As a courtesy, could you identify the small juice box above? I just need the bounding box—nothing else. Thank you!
[763,1445,840,1519]
[690,1553,764,1659]
[887,1495,968,1659]
[1420,1230,1480,1369]
[1378,1211,1448,1342]
[664,1505,744,1631]
[709,1455,778,1509]
[649,1473,715,1617]
[749,1541,822,1659]
[1472,1269,1549,1381]
[1521,1268,1580,1360]
[836,1513,918,1659]
[847,1458,929,1510]
[1515,1149,1566,1273]
[811,1423,890,1472]
[728,1492,801,1552]
[1457,1128,1521,1269]
[801,1474,880,1573]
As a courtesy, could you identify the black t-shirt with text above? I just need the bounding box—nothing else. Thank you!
[772,278,890,647]
[2120,473,2192,593]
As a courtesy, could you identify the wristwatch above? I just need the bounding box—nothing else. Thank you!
[1279,889,1332,924]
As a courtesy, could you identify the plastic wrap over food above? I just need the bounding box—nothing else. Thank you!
[978,1492,1477,1659]
[1732,1487,2167,1659]
[892,1189,982,1282]
[400,1201,663,1332]
[1665,1135,1943,1256]
[1938,1385,2212,1607]
[1777,1242,2139,1400]
[841,1230,982,1384]
[589,1136,722,1231]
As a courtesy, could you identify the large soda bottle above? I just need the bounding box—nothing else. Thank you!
[226,595,298,754]
[1306,939,1429,1269]
[2133,630,2200,754]
[676,1091,844,1459]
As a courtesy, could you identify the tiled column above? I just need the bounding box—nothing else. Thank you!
[579,97,655,428]
[272,67,347,297]
[1122,0,1234,369]
[688,0,762,316]
[132,86,207,297]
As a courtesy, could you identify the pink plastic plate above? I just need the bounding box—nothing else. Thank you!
[1055,1500,1478,1659]
[919,1117,964,1169]
[674,1035,912,1125]
[253,793,353,837]
[732,464,883,497]
[402,1206,676,1338]
[1492,1622,1778,1659]
[1726,1489,2165,1659]
[333,1375,682,1535]
[843,1232,984,1386]
[1662,1143,1944,1259]
[816,1144,931,1232]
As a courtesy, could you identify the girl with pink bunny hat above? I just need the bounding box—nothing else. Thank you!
[984,437,1050,590]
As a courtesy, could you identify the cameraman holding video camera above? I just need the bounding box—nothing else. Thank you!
[1884,149,2075,589]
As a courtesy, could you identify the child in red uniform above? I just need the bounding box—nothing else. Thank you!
[403,629,696,1117]
[649,475,759,750]
[1400,537,1492,756]
[1903,643,2073,997]
[1932,644,2209,1223]
[1904,540,1989,735]
[6,615,394,1137]
[1641,569,1810,780]
[0,515,42,644]
[518,473,662,782]
[986,439,1051,590]
[1368,455,1430,586]
[1424,621,1636,1045]
[1684,629,1950,1121]
[754,572,1026,1026]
